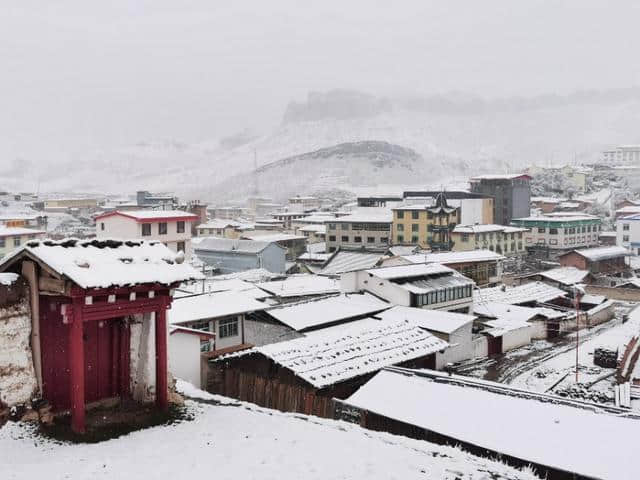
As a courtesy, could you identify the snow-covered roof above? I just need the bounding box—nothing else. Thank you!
[0,272,18,286]
[512,214,598,223]
[536,266,590,286]
[306,241,326,254]
[401,250,504,264]
[481,318,532,336]
[470,173,531,180]
[0,227,45,237]
[228,319,447,388]
[531,196,566,204]
[386,245,422,256]
[474,282,566,306]
[265,293,390,331]
[0,238,202,289]
[257,274,339,298]
[319,251,383,276]
[344,368,635,480]
[95,210,198,222]
[177,277,272,300]
[193,237,285,254]
[297,224,326,234]
[297,252,332,262]
[599,231,617,237]
[365,263,455,280]
[452,224,526,234]
[332,208,393,223]
[169,291,266,324]
[474,301,566,322]
[241,233,306,243]
[561,246,629,261]
[196,219,244,229]
[376,306,474,335]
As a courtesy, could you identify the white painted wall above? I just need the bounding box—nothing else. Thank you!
[501,325,532,352]
[168,332,202,388]
[459,199,484,225]
[617,217,640,254]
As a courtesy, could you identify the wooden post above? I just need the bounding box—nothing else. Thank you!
[155,306,168,410]
[69,299,86,434]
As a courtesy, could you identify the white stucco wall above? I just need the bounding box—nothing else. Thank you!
[501,326,532,352]
[168,332,201,388]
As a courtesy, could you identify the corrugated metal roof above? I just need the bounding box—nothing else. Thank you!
[319,251,383,275]
[474,282,566,305]
[193,237,284,254]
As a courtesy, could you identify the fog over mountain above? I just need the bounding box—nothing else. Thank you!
[2,1,640,197]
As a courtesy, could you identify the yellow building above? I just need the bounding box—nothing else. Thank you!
[0,227,46,258]
[450,224,527,256]
[392,193,459,250]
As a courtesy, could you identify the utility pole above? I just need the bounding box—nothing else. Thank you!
[574,285,584,383]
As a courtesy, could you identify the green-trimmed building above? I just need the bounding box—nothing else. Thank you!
[510,214,602,252]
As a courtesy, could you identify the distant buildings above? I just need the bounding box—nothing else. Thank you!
[403,190,494,225]
[601,144,640,164]
[41,198,98,212]
[288,195,321,212]
[469,174,531,225]
[136,190,178,209]
[617,213,640,254]
[95,210,199,259]
[326,209,392,253]
[391,192,459,251]
[510,214,601,252]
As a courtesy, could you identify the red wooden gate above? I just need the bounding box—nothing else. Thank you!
[39,296,130,411]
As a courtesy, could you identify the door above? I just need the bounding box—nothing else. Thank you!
[487,335,502,356]
[39,296,129,410]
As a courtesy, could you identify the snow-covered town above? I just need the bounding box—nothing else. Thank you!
[3,3,640,480]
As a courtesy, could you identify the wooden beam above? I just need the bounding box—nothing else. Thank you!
[69,298,86,434]
[38,276,66,294]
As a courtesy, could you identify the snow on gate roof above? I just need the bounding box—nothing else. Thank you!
[223,318,448,388]
[0,238,202,289]
[344,368,637,480]
[474,282,566,305]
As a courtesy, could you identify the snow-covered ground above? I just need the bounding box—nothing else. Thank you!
[510,304,640,402]
[1,381,540,480]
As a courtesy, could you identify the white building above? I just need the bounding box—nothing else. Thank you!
[341,263,475,314]
[95,210,199,260]
[168,326,215,388]
[510,214,602,251]
[288,196,321,213]
[0,227,46,258]
[617,213,640,254]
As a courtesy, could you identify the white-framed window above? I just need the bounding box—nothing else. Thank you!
[142,223,151,236]
[177,221,185,233]
[158,222,168,235]
[219,317,239,338]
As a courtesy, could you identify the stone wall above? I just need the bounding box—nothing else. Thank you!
[0,275,38,407]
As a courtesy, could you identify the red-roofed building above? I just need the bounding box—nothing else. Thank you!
[95,210,199,260]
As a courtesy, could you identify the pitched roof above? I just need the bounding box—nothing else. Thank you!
[257,274,340,298]
[226,319,447,388]
[169,291,267,324]
[0,227,46,237]
[376,306,474,335]
[470,173,532,181]
[0,238,202,289]
[474,282,566,306]
[536,266,590,286]
[560,246,630,262]
[265,293,390,331]
[343,368,636,480]
[365,263,455,280]
[241,233,306,242]
[193,237,285,254]
[319,251,383,276]
[332,208,393,223]
[95,210,198,222]
[401,250,505,264]
[473,302,566,322]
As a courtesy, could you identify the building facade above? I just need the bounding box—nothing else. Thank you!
[616,214,640,254]
[403,190,494,225]
[451,224,527,256]
[510,215,601,251]
[193,237,286,274]
[326,209,392,253]
[469,174,532,225]
[0,227,46,258]
[392,193,459,251]
[95,210,199,260]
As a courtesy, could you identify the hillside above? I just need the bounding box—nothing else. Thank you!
[7,88,640,198]
[213,141,437,202]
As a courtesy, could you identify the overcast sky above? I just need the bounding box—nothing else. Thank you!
[2,1,640,164]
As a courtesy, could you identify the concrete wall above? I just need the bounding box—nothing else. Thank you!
[195,244,286,274]
[168,331,202,388]
[501,326,532,352]
[0,277,37,407]
[585,285,640,302]
[244,318,304,347]
[472,336,488,359]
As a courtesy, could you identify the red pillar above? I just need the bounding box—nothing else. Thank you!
[155,306,168,410]
[69,300,86,434]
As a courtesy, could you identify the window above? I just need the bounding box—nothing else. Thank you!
[328,247,336,252]
[397,224,404,231]
[158,222,168,235]
[462,233,469,242]
[549,228,558,235]
[177,241,185,252]
[397,211,404,219]
[219,317,239,338]
[427,211,434,219]
[411,235,419,244]
[411,211,419,220]
[0,238,4,247]
[177,221,185,233]
[341,223,350,230]
[328,223,336,230]
[329,235,336,242]
[380,237,388,244]
[100,222,105,231]
[623,235,630,242]
[623,224,630,231]
[538,227,546,233]
[341,236,349,242]
[142,223,151,236]
[354,236,362,243]
[411,224,419,232]
[13,236,21,247]
[367,237,375,243]
[397,235,404,243]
